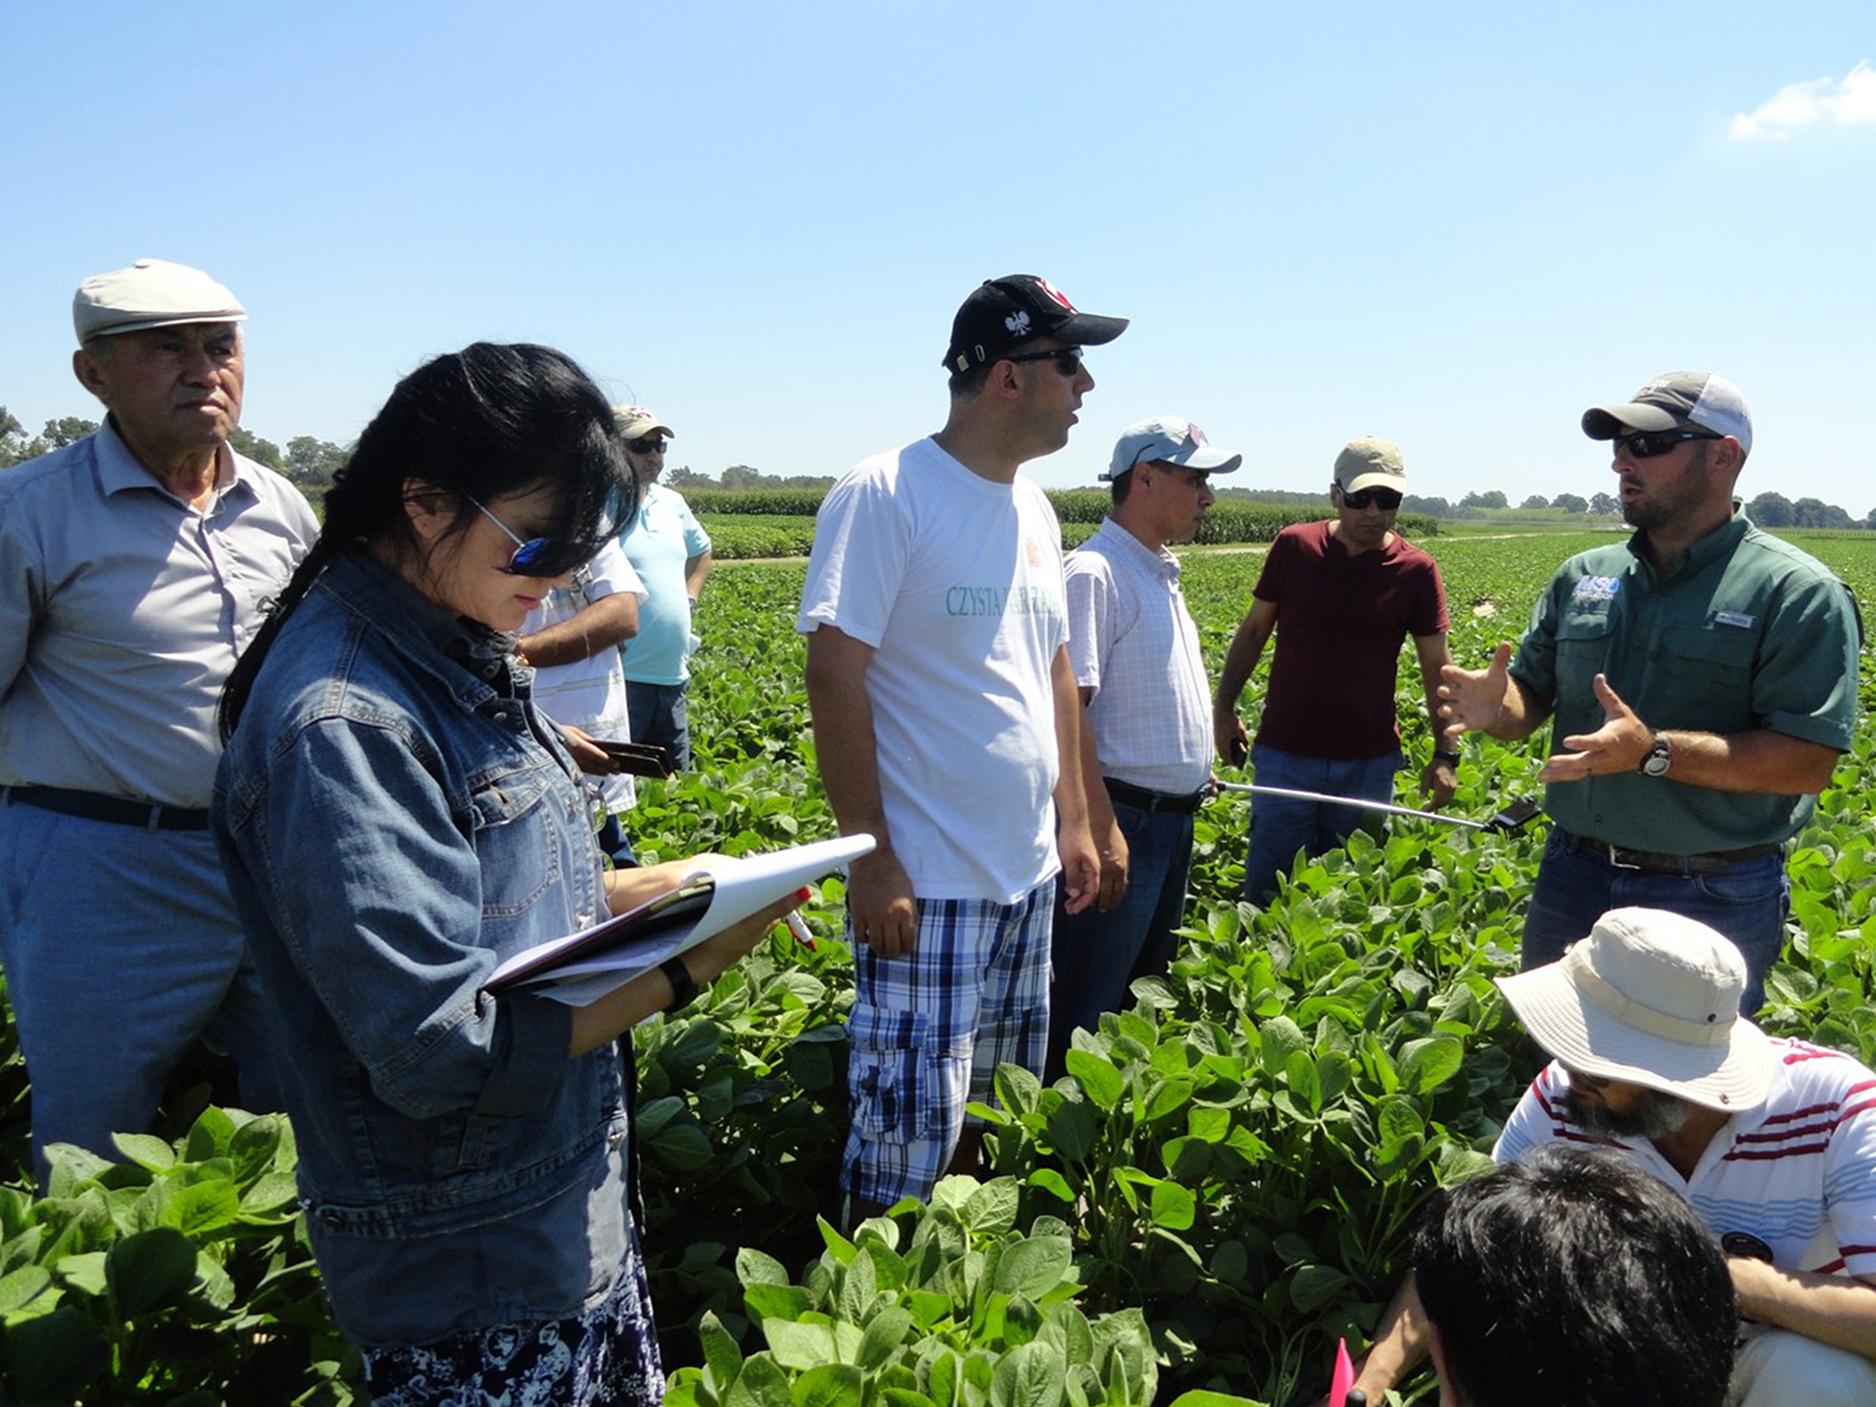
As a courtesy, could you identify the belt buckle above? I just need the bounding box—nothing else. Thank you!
[1605,842,1644,872]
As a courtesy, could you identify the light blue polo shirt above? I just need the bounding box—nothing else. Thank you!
[616,483,711,685]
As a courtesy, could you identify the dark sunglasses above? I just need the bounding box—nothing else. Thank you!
[1611,429,1721,460]
[1002,346,1085,377]
[627,436,668,455]
[1341,487,1402,511]
[465,494,593,577]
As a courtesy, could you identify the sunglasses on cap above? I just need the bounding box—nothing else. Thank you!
[1611,429,1722,460]
[1340,487,1402,511]
[627,436,668,455]
[1002,346,1085,377]
[464,494,595,577]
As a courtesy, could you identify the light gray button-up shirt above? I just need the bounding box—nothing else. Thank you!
[0,419,318,808]
[1063,518,1213,796]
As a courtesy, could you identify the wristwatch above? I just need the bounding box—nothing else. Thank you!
[660,955,699,1010]
[1432,748,1461,767]
[1639,733,1672,778]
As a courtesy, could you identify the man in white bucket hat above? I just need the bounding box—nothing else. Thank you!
[1345,908,1876,1406]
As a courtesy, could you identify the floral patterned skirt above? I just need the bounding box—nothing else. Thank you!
[359,1245,663,1407]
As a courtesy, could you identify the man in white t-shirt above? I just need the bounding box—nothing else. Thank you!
[1045,415,1240,1081]
[1343,908,1876,1407]
[518,536,647,862]
[799,274,1125,1217]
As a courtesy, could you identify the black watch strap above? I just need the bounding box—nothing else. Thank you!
[1432,748,1461,765]
[660,956,699,1011]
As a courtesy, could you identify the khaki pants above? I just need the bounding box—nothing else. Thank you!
[1730,1329,1876,1407]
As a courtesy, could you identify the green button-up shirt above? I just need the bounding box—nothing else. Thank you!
[1509,515,1859,855]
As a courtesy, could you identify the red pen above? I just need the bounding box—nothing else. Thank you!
[784,887,816,950]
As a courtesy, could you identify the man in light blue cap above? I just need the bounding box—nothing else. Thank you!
[1046,414,1239,1079]
[0,258,317,1180]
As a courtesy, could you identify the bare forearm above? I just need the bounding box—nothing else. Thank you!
[684,551,713,601]
[1731,1262,1876,1361]
[1351,1271,1434,1397]
[1480,675,1550,741]
[1656,730,1841,795]
[1051,652,1091,828]
[519,598,638,667]
[806,665,892,844]
[1077,700,1116,837]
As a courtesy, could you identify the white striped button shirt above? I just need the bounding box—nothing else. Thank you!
[1064,519,1212,797]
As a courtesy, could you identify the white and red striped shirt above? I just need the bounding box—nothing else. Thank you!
[1495,1039,1876,1279]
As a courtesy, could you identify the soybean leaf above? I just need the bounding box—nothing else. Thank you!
[763,1318,838,1370]
[728,1355,795,1407]
[106,1227,196,1317]
[856,1305,914,1370]
[992,1237,1072,1298]
[1149,1181,1197,1231]
[793,1364,865,1407]
[1398,1036,1464,1095]
[1064,1051,1123,1112]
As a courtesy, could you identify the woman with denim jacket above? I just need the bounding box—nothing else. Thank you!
[212,343,792,1407]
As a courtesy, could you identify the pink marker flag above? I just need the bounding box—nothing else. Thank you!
[1329,1337,1355,1407]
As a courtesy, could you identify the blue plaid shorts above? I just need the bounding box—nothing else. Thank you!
[842,879,1054,1206]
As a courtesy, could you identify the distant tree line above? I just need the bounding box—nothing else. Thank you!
[664,463,837,492]
[5,407,1870,530]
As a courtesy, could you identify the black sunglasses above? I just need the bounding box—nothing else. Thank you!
[1611,429,1721,460]
[627,436,668,455]
[465,495,594,577]
[1002,346,1085,377]
[1341,487,1402,511]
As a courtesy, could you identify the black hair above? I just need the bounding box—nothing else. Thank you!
[1109,468,1134,506]
[1413,1145,1735,1407]
[220,342,627,738]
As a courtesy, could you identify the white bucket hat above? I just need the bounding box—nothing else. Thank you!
[1495,907,1775,1112]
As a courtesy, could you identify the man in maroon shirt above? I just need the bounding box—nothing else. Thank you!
[1213,437,1455,902]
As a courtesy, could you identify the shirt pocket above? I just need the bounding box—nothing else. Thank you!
[1656,624,1759,732]
[467,760,564,920]
[1553,606,1615,706]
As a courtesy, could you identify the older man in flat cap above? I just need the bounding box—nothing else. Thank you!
[1439,374,1860,1012]
[0,258,317,1179]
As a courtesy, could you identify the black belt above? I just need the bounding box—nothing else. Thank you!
[0,785,211,832]
[1558,828,1782,877]
[1104,777,1208,815]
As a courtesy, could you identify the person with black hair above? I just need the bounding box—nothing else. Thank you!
[213,342,795,1406]
[1414,1144,1736,1407]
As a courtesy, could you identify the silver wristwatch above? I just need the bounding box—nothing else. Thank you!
[1639,733,1672,778]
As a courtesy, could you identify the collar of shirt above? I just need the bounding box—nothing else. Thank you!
[1093,517,1182,585]
[1625,512,1750,584]
[93,416,259,514]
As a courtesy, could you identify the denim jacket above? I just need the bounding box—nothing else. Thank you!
[213,552,631,1345]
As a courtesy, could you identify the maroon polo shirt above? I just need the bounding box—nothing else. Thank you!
[1251,520,1448,759]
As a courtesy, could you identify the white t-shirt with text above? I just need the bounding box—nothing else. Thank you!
[798,437,1068,903]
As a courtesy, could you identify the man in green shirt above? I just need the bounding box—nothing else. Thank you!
[1438,372,1858,1012]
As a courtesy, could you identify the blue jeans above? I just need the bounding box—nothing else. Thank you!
[1241,745,1402,904]
[624,680,691,772]
[1046,795,1194,1081]
[1522,828,1788,1015]
[0,801,282,1183]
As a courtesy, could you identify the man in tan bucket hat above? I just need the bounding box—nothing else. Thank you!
[1345,908,1876,1406]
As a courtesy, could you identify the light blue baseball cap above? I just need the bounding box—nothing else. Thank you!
[1103,415,1242,481]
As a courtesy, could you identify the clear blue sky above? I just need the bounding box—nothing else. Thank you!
[4,2,1872,509]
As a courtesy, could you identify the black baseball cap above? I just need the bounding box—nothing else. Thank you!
[943,274,1129,372]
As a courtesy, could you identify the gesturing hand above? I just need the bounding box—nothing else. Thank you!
[1541,673,1653,782]
[1436,641,1514,743]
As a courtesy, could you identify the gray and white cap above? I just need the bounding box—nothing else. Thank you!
[1582,372,1753,458]
[73,258,246,342]
[1103,415,1242,481]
